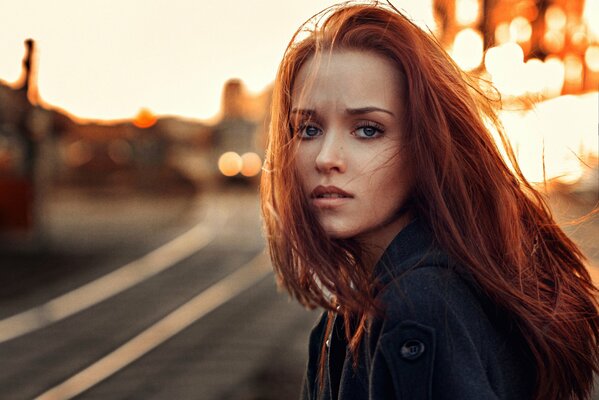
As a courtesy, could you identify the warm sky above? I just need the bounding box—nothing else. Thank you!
[0,0,434,121]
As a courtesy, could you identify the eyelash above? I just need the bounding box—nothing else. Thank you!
[294,121,385,140]
[295,121,322,139]
[352,121,385,139]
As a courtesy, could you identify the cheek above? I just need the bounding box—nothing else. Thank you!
[294,143,317,170]
[294,151,308,170]
[359,143,399,171]
[367,159,412,199]
[293,149,314,187]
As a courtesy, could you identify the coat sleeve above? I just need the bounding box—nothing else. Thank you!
[369,266,502,400]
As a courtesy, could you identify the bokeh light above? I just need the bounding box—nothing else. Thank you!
[455,0,479,26]
[484,43,525,96]
[133,108,157,129]
[584,0,599,39]
[240,152,262,177]
[452,29,484,71]
[564,54,584,84]
[218,152,242,177]
[522,58,545,94]
[494,23,510,44]
[542,57,566,98]
[64,141,93,168]
[545,6,567,31]
[543,30,566,53]
[585,46,599,72]
[108,140,133,165]
[509,17,532,43]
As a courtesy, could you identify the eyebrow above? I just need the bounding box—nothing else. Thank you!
[346,107,395,117]
[290,107,395,117]
[289,108,315,116]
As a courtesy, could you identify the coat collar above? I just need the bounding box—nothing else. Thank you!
[372,217,448,286]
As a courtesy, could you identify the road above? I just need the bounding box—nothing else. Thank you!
[0,187,319,400]
[0,186,596,400]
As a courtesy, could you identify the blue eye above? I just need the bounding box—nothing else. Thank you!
[354,123,384,138]
[298,124,322,138]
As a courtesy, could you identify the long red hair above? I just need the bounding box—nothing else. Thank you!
[260,3,599,399]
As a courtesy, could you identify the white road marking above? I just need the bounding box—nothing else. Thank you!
[0,204,226,344]
[34,251,271,400]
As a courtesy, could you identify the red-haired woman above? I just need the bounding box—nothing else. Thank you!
[260,3,599,399]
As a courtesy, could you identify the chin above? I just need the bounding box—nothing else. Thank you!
[317,216,362,239]
[322,226,357,240]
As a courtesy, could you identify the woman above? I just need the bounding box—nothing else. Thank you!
[260,2,599,399]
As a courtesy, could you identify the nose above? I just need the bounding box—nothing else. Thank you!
[315,130,346,174]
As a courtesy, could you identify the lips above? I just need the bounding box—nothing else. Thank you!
[311,185,353,199]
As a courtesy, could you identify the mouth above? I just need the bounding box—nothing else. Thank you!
[310,185,353,200]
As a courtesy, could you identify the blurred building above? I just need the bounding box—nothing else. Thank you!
[210,79,271,182]
[435,0,597,191]
[436,0,597,94]
[1,0,595,208]
[0,40,54,234]
[0,42,273,209]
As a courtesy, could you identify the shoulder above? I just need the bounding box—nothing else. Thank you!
[377,264,486,329]
[368,265,532,399]
[376,261,506,363]
[372,218,489,333]
[368,221,535,398]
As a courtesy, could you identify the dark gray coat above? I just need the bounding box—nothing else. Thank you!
[300,219,535,399]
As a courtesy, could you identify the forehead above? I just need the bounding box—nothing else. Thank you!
[291,50,404,110]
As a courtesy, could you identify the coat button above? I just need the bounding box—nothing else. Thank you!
[400,339,425,360]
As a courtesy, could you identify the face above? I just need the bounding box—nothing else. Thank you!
[291,50,413,251]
